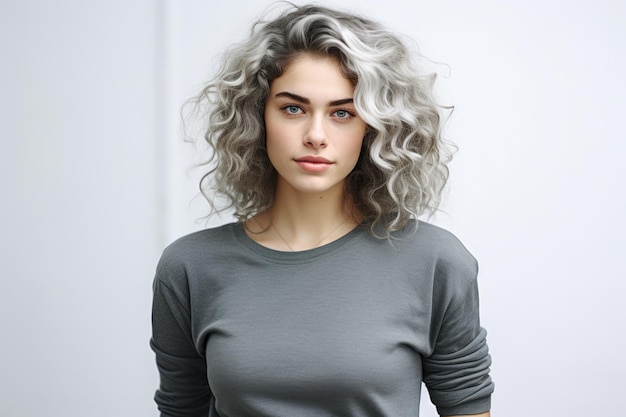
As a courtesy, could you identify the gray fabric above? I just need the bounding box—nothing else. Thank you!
[151,220,494,417]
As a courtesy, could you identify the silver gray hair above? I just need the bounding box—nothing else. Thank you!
[189,3,454,237]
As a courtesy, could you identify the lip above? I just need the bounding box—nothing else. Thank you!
[294,156,333,172]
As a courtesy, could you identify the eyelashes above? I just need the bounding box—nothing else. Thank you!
[282,105,303,115]
[333,109,355,119]
[279,105,357,120]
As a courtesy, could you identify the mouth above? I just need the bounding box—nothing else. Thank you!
[294,156,333,172]
[294,156,332,164]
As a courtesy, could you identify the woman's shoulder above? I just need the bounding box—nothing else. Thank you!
[156,222,239,275]
[393,219,470,250]
[415,220,473,253]
[165,222,235,250]
[398,220,478,277]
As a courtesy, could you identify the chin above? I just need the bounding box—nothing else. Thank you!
[281,178,345,196]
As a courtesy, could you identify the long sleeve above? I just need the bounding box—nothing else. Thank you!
[148,221,493,416]
[422,254,494,416]
[151,259,212,417]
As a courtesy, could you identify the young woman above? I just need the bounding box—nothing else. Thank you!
[151,4,494,417]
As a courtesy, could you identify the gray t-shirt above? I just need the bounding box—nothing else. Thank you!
[151,220,494,416]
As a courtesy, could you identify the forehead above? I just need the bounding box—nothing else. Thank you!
[270,54,355,99]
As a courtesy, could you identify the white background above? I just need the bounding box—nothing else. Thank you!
[2,1,625,416]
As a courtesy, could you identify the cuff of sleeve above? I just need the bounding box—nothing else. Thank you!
[437,395,491,416]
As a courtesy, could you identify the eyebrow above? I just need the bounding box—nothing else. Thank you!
[274,91,354,106]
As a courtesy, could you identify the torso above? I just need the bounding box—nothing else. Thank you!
[156,220,477,416]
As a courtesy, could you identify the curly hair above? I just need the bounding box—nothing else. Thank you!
[189,3,453,238]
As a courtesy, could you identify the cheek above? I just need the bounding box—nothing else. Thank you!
[346,129,367,160]
[264,121,279,157]
[264,113,292,148]
[350,142,365,165]
[265,126,290,163]
[264,122,290,168]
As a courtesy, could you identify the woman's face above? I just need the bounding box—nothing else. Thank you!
[264,53,367,197]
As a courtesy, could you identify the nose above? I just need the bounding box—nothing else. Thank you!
[303,115,327,148]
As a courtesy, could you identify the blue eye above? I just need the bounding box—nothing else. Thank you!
[333,109,353,119]
[284,105,301,114]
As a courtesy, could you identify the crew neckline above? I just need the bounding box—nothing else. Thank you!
[231,221,367,264]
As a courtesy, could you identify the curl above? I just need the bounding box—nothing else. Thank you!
[185,3,455,238]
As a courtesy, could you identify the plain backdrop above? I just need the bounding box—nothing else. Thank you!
[2,0,625,416]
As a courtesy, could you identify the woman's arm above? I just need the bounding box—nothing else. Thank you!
[151,270,212,416]
[447,412,490,417]
[422,245,494,416]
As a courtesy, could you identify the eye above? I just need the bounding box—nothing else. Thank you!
[333,109,355,119]
[282,105,303,115]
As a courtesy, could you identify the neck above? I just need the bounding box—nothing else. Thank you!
[247,180,361,251]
